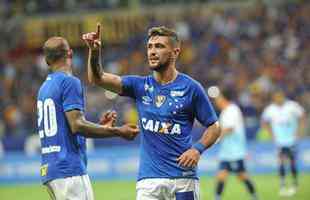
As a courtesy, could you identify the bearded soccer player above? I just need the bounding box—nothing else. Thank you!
[262,89,306,196]
[82,24,220,200]
[37,37,139,200]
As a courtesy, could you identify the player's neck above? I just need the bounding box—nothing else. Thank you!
[221,100,231,110]
[275,101,286,106]
[50,64,72,75]
[153,67,178,85]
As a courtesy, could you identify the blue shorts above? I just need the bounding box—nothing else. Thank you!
[279,146,297,160]
[219,160,246,173]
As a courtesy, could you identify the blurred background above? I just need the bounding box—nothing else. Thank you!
[0,0,310,199]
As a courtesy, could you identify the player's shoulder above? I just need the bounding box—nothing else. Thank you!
[63,73,80,82]
[49,71,80,83]
[285,100,301,108]
[122,74,148,82]
[262,103,276,116]
[229,103,242,112]
[178,73,197,84]
[265,103,276,111]
[178,73,203,89]
[285,100,304,111]
[123,74,147,78]
[61,73,82,86]
[225,103,242,116]
[50,73,81,94]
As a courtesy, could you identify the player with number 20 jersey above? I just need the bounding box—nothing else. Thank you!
[37,71,87,184]
[37,37,139,200]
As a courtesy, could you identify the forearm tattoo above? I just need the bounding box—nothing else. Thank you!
[90,49,102,79]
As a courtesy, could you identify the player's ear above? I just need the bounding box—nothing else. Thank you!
[45,57,50,66]
[173,47,180,58]
[67,49,73,59]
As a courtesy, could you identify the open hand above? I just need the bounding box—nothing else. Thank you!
[177,148,200,169]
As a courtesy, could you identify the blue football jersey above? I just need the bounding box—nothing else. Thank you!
[121,73,218,180]
[37,71,87,183]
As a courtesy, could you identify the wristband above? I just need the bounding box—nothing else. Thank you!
[192,142,207,154]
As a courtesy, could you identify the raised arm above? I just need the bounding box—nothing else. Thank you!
[82,23,123,94]
[65,109,139,140]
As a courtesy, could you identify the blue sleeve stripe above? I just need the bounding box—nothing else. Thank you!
[64,104,84,112]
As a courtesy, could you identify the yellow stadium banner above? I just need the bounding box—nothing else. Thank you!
[22,3,251,48]
[23,11,150,48]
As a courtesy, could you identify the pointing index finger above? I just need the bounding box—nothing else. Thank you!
[96,23,101,39]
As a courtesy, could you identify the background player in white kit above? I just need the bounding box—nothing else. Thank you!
[262,88,306,196]
[82,24,221,200]
[208,86,258,200]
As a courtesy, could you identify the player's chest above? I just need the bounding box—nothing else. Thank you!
[271,107,294,123]
[136,86,192,117]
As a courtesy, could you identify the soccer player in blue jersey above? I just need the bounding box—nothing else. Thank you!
[262,89,306,196]
[208,87,258,200]
[82,24,221,200]
[37,37,139,200]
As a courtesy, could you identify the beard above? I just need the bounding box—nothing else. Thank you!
[150,61,169,72]
[149,54,173,72]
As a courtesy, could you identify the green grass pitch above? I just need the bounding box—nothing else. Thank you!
[1,174,310,199]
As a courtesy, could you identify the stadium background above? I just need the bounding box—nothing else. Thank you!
[0,0,310,199]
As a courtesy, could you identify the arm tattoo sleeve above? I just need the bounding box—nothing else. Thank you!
[90,49,103,79]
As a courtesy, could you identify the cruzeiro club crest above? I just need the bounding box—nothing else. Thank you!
[155,95,166,107]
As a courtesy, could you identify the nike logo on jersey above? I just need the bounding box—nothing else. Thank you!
[141,118,181,135]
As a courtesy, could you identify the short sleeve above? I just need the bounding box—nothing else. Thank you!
[261,107,271,122]
[221,107,239,129]
[291,101,305,118]
[120,75,143,99]
[62,77,84,112]
[193,82,218,127]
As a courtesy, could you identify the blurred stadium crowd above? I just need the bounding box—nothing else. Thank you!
[0,0,309,152]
